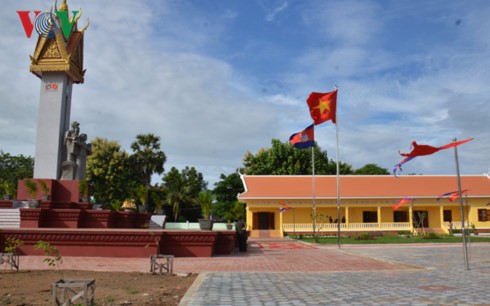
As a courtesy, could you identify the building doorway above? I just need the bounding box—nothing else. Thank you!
[253,212,275,230]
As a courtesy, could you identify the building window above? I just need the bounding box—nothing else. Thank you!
[478,209,488,222]
[443,210,452,222]
[394,211,408,222]
[363,211,377,223]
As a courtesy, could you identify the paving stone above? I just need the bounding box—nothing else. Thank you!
[16,239,490,305]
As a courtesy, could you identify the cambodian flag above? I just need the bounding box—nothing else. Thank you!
[289,124,315,149]
[437,190,469,202]
[278,202,291,213]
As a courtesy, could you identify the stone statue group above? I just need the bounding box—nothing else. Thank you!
[61,121,91,180]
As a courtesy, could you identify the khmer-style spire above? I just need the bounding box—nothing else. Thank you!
[30,0,86,84]
[59,0,68,12]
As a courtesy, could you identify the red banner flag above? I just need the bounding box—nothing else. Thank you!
[306,90,337,125]
[392,197,413,210]
[394,138,474,176]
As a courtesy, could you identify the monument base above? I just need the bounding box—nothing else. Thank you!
[0,229,237,257]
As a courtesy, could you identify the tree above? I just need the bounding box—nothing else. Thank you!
[212,172,244,220]
[86,137,138,205]
[353,163,389,175]
[181,166,207,198]
[163,167,187,221]
[0,151,34,196]
[163,166,207,221]
[196,191,214,219]
[130,134,167,205]
[243,139,353,175]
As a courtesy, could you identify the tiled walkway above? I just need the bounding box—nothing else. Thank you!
[9,239,490,305]
[17,239,409,273]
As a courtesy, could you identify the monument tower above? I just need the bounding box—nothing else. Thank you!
[29,0,88,179]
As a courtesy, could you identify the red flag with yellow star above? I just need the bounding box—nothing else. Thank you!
[307,90,337,125]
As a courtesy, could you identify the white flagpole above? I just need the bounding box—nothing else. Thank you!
[335,119,341,248]
[312,146,317,238]
[453,137,469,270]
[334,86,341,249]
[465,192,471,245]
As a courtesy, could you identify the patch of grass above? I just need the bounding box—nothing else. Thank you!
[105,295,115,302]
[422,232,441,239]
[296,235,490,244]
[128,288,138,295]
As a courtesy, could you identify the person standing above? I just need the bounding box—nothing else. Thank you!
[235,216,247,252]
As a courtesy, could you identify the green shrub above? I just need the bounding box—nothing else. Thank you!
[356,232,373,240]
[37,180,49,195]
[23,179,37,199]
[4,238,23,253]
[422,232,441,239]
[398,231,412,237]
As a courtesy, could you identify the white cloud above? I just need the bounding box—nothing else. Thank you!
[1,0,489,187]
[265,1,289,22]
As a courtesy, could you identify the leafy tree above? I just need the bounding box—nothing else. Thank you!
[0,151,34,196]
[353,163,389,175]
[181,166,207,197]
[163,166,207,221]
[130,134,166,205]
[213,172,243,203]
[212,172,244,220]
[86,137,138,205]
[243,139,353,175]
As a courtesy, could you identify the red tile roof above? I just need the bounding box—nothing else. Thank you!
[238,175,490,199]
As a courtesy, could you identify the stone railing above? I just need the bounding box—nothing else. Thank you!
[283,222,411,232]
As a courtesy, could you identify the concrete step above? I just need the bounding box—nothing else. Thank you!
[0,208,20,228]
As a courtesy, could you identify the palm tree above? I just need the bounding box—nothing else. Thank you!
[130,134,166,205]
[196,191,214,219]
[164,167,189,221]
[163,166,207,221]
[166,190,187,221]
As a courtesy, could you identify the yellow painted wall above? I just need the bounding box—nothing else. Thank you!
[380,207,394,222]
[468,199,489,228]
[243,197,490,237]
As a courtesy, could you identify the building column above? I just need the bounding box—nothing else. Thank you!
[409,202,413,230]
[377,205,381,229]
[440,205,445,233]
[345,206,349,229]
[279,210,284,237]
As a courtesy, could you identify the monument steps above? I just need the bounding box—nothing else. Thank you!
[0,208,20,229]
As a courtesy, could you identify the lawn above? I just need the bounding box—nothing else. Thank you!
[291,234,490,244]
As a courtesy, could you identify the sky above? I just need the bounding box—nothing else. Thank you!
[2,0,490,187]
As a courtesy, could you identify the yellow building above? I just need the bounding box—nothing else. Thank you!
[237,175,490,238]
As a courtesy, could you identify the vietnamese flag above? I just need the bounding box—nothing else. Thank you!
[307,90,337,125]
[289,124,314,149]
